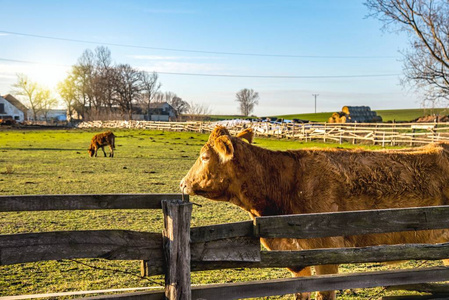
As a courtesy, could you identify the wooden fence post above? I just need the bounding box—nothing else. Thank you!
[162,200,193,300]
[324,123,327,143]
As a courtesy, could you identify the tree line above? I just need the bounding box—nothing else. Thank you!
[13,46,211,122]
[57,46,207,121]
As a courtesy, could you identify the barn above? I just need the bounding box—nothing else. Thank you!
[0,94,27,123]
[148,102,176,121]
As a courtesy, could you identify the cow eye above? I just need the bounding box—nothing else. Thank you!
[201,153,210,162]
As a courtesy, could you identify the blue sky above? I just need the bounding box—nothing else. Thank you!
[0,0,417,116]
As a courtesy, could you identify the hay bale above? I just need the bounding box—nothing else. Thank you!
[330,106,382,123]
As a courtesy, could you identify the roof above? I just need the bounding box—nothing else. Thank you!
[2,94,28,113]
[148,102,174,109]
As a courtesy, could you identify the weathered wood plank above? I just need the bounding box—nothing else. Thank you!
[0,194,187,212]
[81,267,449,300]
[387,283,449,294]
[190,221,254,243]
[191,236,260,262]
[143,236,261,276]
[256,205,449,238]
[258,242,449,267]
[382,296,449,300]
[162,200,192,300]
[0,230,163,265]
[190,242,449,272]
[75,289,165,300]
[190,266,449,300]
[2,231,258,273]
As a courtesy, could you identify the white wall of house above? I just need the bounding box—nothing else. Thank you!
[161,103,176,118]
[0,96,25,122]
[28,109,67,121]
[151,114,170,121]
[46,109,67,121]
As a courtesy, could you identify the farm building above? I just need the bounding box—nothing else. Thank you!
[328,106,382,123]
[30,109,68,122]
[0,94,27,123]
[147,102,176,121]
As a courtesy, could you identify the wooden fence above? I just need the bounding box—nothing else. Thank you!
[77,120,449,146]
[3,194,449,299]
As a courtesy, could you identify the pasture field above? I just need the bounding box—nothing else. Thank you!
[273,108,449,122]
[0,128,438,299]
[210,108,449,123]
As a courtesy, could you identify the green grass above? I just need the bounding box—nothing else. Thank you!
[213,108,449,123]
[0,129,436,299]
[376,108,449,122]
[274,108,448,123]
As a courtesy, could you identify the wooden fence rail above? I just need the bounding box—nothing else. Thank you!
[77,120,449,146]
[3,194,449,299]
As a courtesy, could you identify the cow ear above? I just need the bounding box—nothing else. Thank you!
[214,135,234,163]
[236,128,254,144]
[208,126,231,143]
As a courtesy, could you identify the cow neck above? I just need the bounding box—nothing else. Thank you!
[230,139,299,217]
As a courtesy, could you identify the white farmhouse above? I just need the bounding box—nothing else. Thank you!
[148,102,176,121]
[0,94,27,123]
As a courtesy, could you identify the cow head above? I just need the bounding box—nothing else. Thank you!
[180,126,252,201]
[88,146,95,157]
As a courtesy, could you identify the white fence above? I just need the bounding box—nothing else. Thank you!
[77,120,449,146]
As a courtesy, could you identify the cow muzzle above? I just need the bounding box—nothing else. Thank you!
[180,178,194,195]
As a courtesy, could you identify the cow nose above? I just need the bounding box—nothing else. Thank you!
[180,179,187,193]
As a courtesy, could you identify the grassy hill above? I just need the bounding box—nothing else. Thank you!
[287,108,449,122]
[211,108,449,123]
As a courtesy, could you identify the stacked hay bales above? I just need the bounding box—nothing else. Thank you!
[328,106,382,123]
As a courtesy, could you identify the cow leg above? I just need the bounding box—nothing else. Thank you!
[314,265,338,300]
[94,147,98,157]
[101,146,107,157]
[289,267,312,300]
[109,145,114,157]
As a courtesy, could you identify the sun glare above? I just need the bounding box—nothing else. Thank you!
[28,64,70,89]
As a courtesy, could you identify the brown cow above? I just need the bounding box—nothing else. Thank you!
[180,126,449,300]
[236,127,254,144]
[88,131,116,157]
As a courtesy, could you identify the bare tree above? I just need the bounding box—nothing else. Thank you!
[38,89,58,121]
[63,47,116,120]
[153,91,165,103]
[60,47,166,121]
[57,75,78,122]
[71,50,96,119]
[12,73,40,120]
[185,102,212,121]
[366,0,449,106]
[186,102,212,115]
[93,46,115,118]
[139,71,161,120]
[164,92,189,119]
[236,88,259,116]
[112,64,142,120]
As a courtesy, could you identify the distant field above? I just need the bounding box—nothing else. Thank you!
[0,128,434,299]
[275,108,449,122]
[212,108,449,123]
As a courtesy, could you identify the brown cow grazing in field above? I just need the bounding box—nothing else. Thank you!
[180,126,449,300]
[88,131,116,157]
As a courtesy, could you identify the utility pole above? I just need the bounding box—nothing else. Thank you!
[312,94,319,113]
